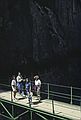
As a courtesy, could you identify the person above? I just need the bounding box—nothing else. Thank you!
[22,78,26,96]
[11,75,17,100]
[16,72,23,94]
[25,78,33,104]
[34,75,41,102]
[25,78,31,96]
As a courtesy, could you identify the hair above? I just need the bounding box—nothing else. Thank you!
[12,75,15,79]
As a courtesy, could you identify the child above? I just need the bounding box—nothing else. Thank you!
[25,78,33,104]
[25,78,31,96]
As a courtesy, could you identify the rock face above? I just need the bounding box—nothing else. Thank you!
[30,0,81,86]
[0,0,81,86]
[0,0,33,77]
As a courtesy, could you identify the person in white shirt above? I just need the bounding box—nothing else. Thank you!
[11,75,17,100]
[34,75,41,101]
[16,72,23,94]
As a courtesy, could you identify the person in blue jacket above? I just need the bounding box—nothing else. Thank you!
[25,78,33,104]
[25,78,31,96]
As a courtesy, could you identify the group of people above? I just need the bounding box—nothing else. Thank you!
[11,72,41,102]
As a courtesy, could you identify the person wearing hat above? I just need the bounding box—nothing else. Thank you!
[34,75,41,102]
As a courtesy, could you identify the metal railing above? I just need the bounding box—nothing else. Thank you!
[40,83,81,106]
[0,82,81,120]
[0,82,81,105]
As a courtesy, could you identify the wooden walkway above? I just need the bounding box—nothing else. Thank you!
[0,91,81,120]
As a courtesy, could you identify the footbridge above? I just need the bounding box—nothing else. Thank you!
[0,82,81,120]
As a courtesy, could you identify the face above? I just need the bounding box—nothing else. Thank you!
[18,72,21,76]
[26,78,28,82]
[13,76,15,79]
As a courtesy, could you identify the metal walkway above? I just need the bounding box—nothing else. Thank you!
[0,83,81,120]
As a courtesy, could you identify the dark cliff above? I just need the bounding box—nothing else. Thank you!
[0,0,81,87]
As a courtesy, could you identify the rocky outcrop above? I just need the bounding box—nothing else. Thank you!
[0,0,81,86]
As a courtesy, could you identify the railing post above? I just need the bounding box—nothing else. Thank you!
[52,100,55,120]
[70,86,72,104]
[11,89,13,102]
[30,110,32,120]
[12,105,14,118]
[11,87,14,118]
[47,83,49,99]
[28,92,32,120]
[80,98,81,112]
[52,100,55,114]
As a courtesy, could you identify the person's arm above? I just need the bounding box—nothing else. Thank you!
[17,76,22,82]
[38,80,41,87]
[11,80,15,87]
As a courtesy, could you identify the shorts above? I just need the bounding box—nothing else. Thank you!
[12,86,16,92]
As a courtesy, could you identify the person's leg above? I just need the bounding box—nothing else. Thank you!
[14,91,16,99]
[26,88,29,96]
[22,82,25,96]
[28,92,32,104]
[37,87,41,101]
[17,83,20,94]
[18,83,22,94]
[20,82,23,94]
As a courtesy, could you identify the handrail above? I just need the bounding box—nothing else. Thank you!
[41,83,71,89]
[0,82,81,105]
[0,82,81,90]
[0,98,74,120]
[0,82,81,120]
[0,83,11,87]
[42,82,81,90]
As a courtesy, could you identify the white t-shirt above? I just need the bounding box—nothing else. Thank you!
[16,76,22,82]
[11,79,16,91]
[11,79,16,86]
[35,79,41,86]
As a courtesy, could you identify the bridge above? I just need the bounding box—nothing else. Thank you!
[0,82,81,120]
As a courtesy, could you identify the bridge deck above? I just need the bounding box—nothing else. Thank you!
[0,91,81,120]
